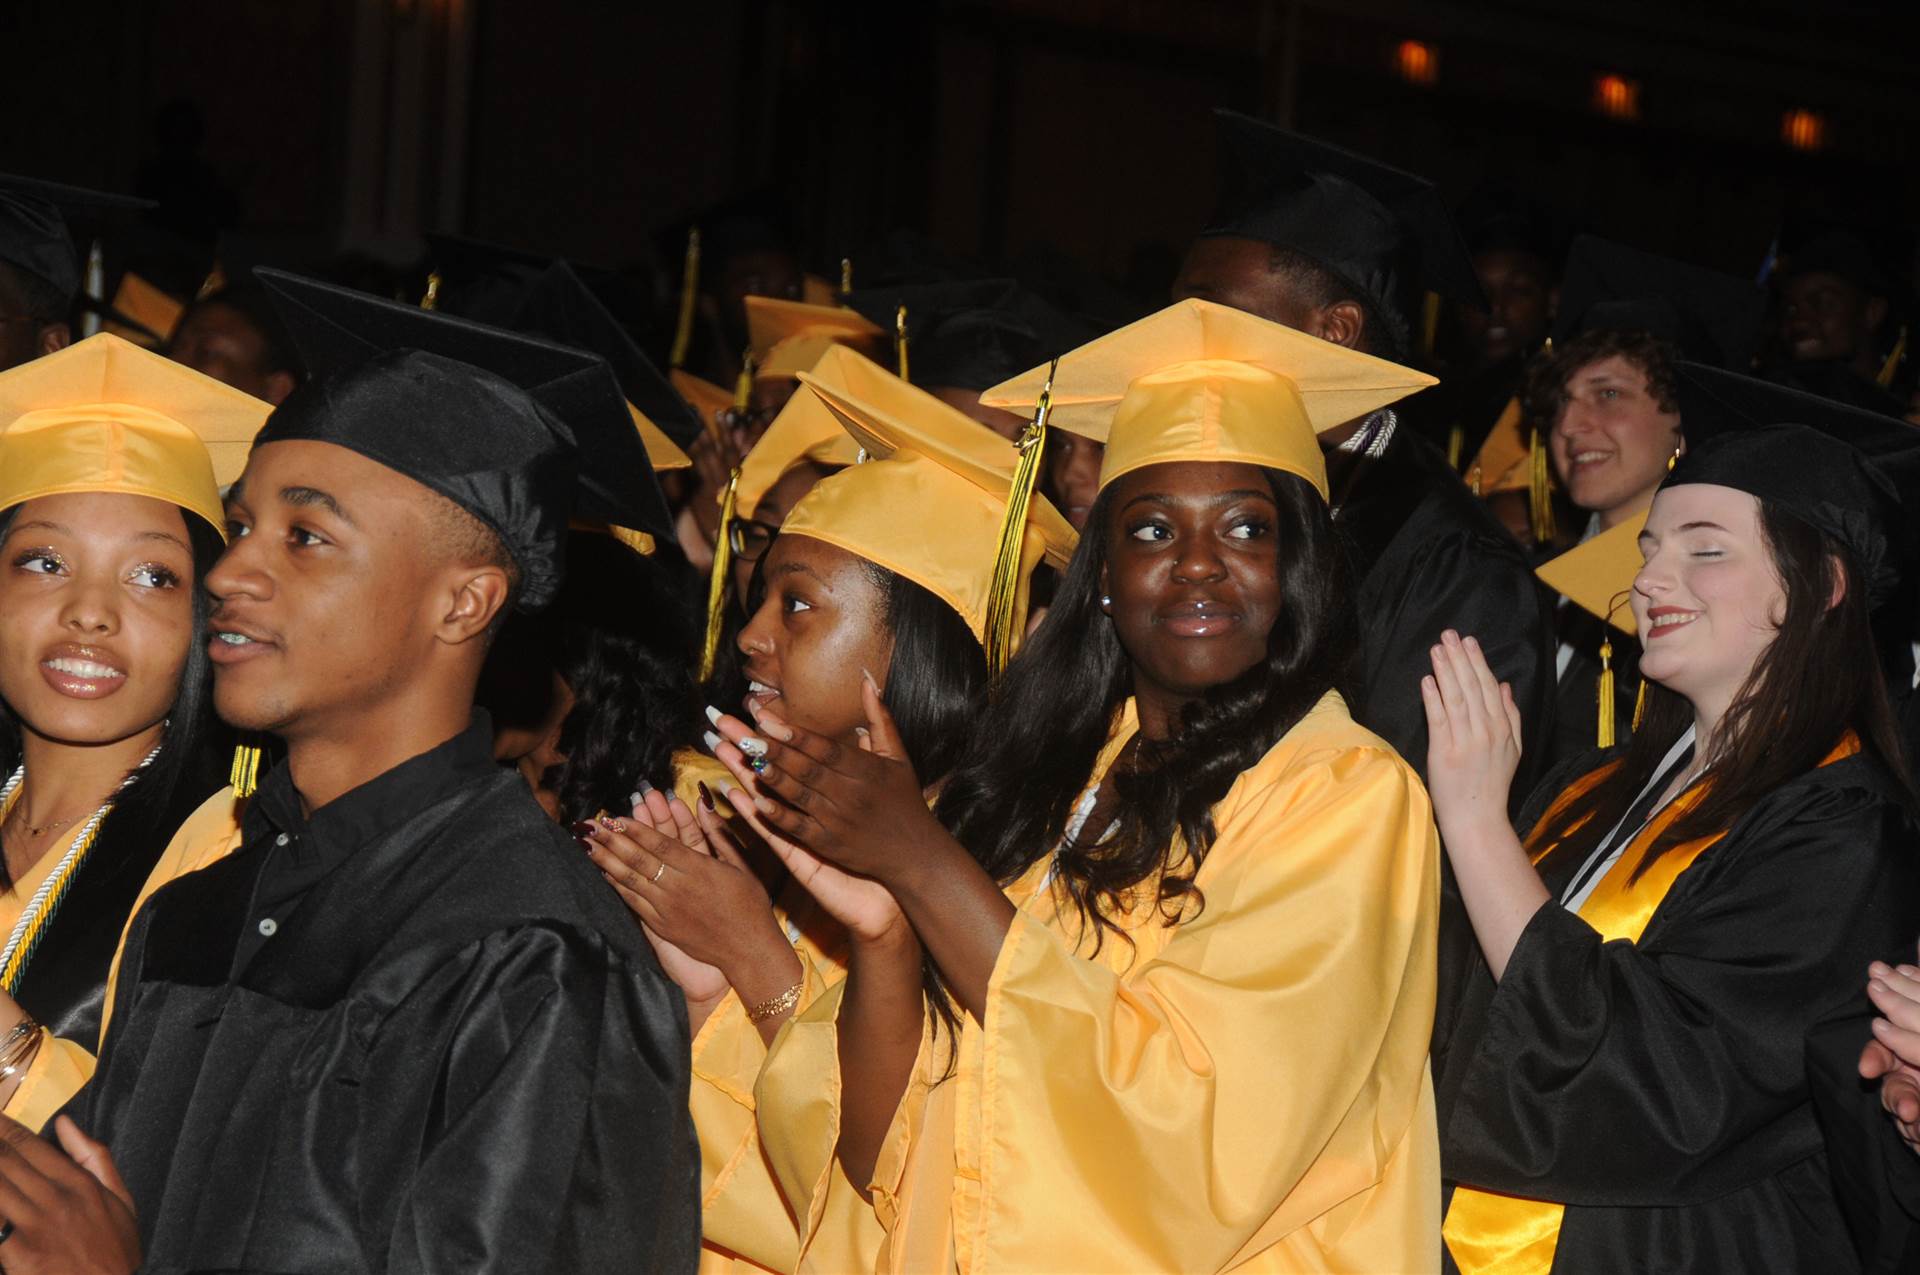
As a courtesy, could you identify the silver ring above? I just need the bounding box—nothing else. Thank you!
[650,861,666,885]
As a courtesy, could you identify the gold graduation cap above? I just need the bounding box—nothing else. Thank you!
[696,344,871,681]
[801,273,838,306]
[981,298,1436,501]
[1536,509,1647,747]
[1466,397,1532,495]
[787,354,1077,650]
[745,295,885,381]
[0,333,273,536]
[670,368,734,444]
[630,401,691,471]
[103,272,186,349]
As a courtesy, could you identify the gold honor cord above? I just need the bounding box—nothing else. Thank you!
[419,271,442,311]
[895,304,910,382]
[669,227,701,370]
[699,467,743,684]
[983,359,1057,675]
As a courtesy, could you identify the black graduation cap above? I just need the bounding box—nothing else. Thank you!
[0,174,153,307]
[1552,235,1766,370]
[843,277,1103,392]
[254,269,673,606]
[1202,109,1487,315]
[427,236,701,451]
[1665,360,1918,607]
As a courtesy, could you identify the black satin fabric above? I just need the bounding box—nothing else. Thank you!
[1545,604,1643,775]
[1335,423,1558,800]
[1435,750,1920,1273]
[11,757,225,1051]
[77,716,698,1274]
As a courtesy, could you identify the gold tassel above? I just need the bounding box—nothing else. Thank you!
[1528,428,1557,544]
[1446,422,1464,472]
[1420,290,1442,359]
[196,261,226,301]
[983,360,1057,675]
[230,743,263,798]
[895,304,910,382]
[698,468,742,684]
[668,227,701,370]
[1878,324,1908,389]
[1595,635,1616,750]
[419,271,441,311]
[840,257,853,295]
[1631,675,1648,731]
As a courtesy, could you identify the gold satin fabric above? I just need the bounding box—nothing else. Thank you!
[755,691,1443,1272]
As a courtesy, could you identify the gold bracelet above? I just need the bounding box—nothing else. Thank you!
[745,981,804,1024]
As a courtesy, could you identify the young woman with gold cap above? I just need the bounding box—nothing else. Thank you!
[691,299,1444,1273]
[582,344,1076,1274]
[0,332,271,1132]
[1426,364,1920,1273]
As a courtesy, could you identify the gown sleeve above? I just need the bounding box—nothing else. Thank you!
[2,787,244,1133]
[1806,1007,1920,1274]
[1443,781,1920,1206]
[1359,526,1555,804]
[385,924,699,1275]
[956,745,1440,1272]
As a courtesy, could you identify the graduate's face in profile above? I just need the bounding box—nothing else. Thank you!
[1631,484,1786,714]
[208,441,505,739]
[0,492,195,749]
[1099,461,1282,711]
[736,533,893,747]
[1044,429,1104,532]
[1549,354,1681,525]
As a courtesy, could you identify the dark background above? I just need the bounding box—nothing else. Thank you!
[5,0,1916,310]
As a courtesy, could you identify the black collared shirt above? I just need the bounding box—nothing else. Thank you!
[81,714,699,1274]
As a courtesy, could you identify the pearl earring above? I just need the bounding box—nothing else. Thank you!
[1100,594,1111,608]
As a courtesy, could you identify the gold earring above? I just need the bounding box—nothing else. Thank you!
[1667,443,1682,472]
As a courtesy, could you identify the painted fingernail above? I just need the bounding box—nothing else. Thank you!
[862,666,880,692]
[855,726,870,740]
[703,730,723,752]
[705,704,726,727]
[721,786,746,806]
[739,736,769,758]
[635,780,655,798]
[697,781,716,811]
[599,815,623,830]
[759,714,794,742]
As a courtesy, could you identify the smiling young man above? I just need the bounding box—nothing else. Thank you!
[0,282,698,1274]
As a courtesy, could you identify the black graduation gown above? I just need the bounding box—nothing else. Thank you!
[1545,603,1642,773]
[1435,749,1920,1273]
[78,717,699,1274]
[1334,423,1557,796]
[1806,1011,1920,1273]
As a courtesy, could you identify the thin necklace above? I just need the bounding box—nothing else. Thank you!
[0,743,163,993]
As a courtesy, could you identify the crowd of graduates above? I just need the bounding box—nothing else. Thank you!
[0,100,1914,1273]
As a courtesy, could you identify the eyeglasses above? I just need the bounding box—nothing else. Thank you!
[727,517,783,562]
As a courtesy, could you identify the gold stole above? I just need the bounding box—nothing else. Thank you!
[1441,736,1860,1274]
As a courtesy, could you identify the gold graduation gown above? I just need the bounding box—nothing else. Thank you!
[4,785,245,1131]
[755,690,1443,1273]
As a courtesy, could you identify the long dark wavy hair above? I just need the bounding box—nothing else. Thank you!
[933,464,1357,950]
[479,532,705,824]
[0,503,228,890]
[863,562,988,785]
[1534,500,1920,877]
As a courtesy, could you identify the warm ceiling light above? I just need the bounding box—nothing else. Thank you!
[1592,74,1640,121]
[1394,40,1439,87]
[1782,109,1826,152]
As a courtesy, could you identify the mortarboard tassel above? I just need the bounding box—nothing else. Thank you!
[230,742,263,799]
[1446,422,1464,472]
[698,468,743,684]
[419,271,442,312]
[1420,290,1442,360]
[895,304,910,382]
[1878,324,1908,389]
[840,257,854,296]
[669,228,701,370]
[983,359,1057,675]
[1631,674,1647,732]
[1528,428,1557,544]
[1595,634,1616,750]
[197,262,226,301]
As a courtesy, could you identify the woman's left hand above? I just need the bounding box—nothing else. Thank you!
[1422,629,1524,840]
[706,672,952,886]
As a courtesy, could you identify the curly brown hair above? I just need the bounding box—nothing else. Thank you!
[1522,327,1681,432]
